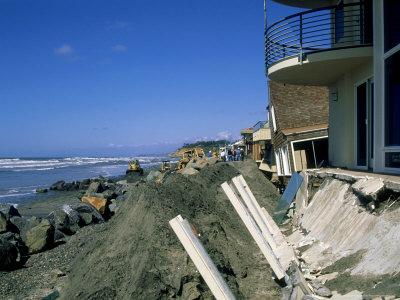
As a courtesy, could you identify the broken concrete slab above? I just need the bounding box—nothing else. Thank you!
[352,178,385,202]
[330,290,362,300]
[384,180,400,193]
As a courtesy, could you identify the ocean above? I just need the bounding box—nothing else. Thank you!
[0,155,174,207]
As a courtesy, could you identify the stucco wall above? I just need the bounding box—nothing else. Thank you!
[328,60,373,169]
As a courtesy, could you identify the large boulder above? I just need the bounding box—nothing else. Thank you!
[177,167,199,176]
[0,204,21,219]
[79,179,91,190]
[47,209,79,235]
[9,216,40,242]
[82,196,107,215]
[85,182,103,195]
[50,180,66,191]
[101,189,116,201]
[1,211,19,234]
[0,232,27,271]
[64,182,79,191]
[0,212,8,233]
[147,170,161,182]
[25,219,55,254]
[71,202,104,225]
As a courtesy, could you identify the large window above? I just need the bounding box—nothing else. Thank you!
[384,0,400,52]
[384,51,400,147]
[384,0,400,169]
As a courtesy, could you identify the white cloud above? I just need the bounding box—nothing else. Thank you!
[216,131,236,141]
[108,143,123,148]
[54,44,74,55]
[184,131,240,144]
[111,44,127,52]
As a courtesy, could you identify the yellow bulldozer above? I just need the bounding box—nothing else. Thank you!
[175,148,205,170]
[126,159,144,175]
[161,160,172,172]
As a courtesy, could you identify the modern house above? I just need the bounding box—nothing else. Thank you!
[240,126,254,155]
[251,120,276,173]
[265,0,400,174]
[268,81,329,175]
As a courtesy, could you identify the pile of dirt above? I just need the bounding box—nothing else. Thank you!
[60,160,282,299]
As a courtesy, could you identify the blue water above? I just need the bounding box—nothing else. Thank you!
[0,156,173,206]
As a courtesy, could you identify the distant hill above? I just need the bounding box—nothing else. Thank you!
[169,140,230,157]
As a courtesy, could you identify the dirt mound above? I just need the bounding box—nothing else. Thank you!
[61,161,281,299]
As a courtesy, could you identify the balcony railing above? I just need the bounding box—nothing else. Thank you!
[265,1,373,71]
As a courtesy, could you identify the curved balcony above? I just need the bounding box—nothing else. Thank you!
[265,1,373,85]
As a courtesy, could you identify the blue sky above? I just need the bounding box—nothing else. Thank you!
[0,0,302,157]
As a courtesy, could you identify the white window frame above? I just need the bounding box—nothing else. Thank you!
[290,136,328,172]
[275,149,282,175]
[281,145,291,175]
[270,105,277,132]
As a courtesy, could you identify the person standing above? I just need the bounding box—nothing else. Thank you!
[232,148,236,161]
[236,149,241,161]
[220,149,226,161]
[227,148,232,161]
[240,149,244,161]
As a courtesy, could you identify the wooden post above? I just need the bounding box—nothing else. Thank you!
[232,176,277,249]
[221,182,286,280]
[169,215,236,300]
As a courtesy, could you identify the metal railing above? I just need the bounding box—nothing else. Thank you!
[265,1,373,71]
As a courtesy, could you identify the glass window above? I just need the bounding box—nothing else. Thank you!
[385,152,400,168]
[385,50,400,146]
[384,0,400,52]
[357,82,367,166]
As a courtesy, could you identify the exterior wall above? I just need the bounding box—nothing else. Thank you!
[328,61,373,169]
[268,81,329,175]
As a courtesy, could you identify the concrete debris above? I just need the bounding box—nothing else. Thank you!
[330,290,362,300]
[310,279,332,297]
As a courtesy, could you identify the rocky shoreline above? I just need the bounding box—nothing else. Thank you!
[1,158,283,299]
[0,165,163,299]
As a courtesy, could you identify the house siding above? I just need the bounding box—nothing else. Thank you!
[268,81,329,174]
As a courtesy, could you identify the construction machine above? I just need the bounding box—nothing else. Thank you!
[161,160,172,172]
[126,159,144,175]
[175,148,205,170]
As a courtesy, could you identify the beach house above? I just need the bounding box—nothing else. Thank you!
[268,81,329,175]
[265,0,400,174]
[252,120,276,173]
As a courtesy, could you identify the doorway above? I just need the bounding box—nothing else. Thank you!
[356,78,374,169]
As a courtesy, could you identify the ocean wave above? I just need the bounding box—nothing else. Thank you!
[0,156,169,174]
[0,192,33,198]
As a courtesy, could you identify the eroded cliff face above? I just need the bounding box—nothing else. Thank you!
[288,169,400,296]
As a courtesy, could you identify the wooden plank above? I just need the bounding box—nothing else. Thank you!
[169,215,236,300]
[221,182,286,280]
[261,207,286,246]
[232,176,277,249]
[236,175,276,238]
